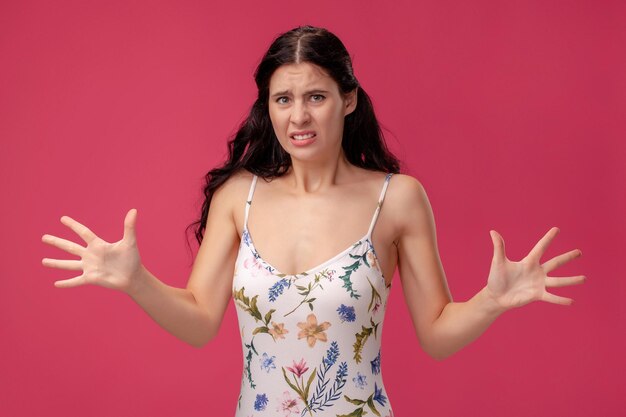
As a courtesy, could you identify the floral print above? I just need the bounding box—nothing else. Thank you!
[370,350,381,375]
[254,393,268,411]
[268,278,290,302]
[276,391,300,416]
[297,313,331,348]
[353,371,367,389]
[268,322,289,340]
[286,358,309,378]
[232,173,394,416]
[337,304,356,323]
[260,353,276,373]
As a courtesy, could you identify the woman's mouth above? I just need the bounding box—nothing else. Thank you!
[291,133,316,140]
[289,132,317,146]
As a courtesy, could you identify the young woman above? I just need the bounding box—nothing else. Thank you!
[41,25,585,417]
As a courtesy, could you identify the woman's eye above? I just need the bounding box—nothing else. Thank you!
[275,95,324,104]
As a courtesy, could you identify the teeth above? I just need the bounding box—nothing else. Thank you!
[293,133,315,140]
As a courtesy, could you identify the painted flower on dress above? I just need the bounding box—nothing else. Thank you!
[373,382,387,407]
[268,278,291,302]
[372,301,381,314]
[254,393,268,411]
[260,352,276,373]
[366,249,378,271]
[353,371,367,389]
[297,313,331,348]
[243,254,275,278]
[276,390,300,416]
[370,350,381,375]
[326,269,336,282]
[337,304,356,323]
[323,340,340,367]
[268,321,289,340]
[286,358,309,378]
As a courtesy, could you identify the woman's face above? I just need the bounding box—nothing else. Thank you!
[268,62,356,162]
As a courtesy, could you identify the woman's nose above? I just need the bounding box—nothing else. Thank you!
[290,101,310,124]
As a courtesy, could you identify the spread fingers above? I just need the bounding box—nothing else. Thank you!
[541,291,574,305]
[54,275,87,288]
[42,258,82,271]
[60,216,97,244]
[41,234,84,256]
[542,249,582,273]
[545,275,586,288]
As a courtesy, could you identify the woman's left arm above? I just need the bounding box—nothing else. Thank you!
[390,175,586,360]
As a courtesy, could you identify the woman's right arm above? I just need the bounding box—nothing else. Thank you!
[42,176,241,348]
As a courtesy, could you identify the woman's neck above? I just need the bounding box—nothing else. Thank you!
[284,149,353,194]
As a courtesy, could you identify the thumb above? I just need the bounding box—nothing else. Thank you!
[490,229,507,265]
[123,208,138,244]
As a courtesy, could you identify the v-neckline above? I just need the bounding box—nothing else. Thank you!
[243,226,371,278]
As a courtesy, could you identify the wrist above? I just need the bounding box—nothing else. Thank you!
[478,286,509,317]
[124,264,151,298]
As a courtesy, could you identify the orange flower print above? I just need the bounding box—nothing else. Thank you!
[367,250,378,271]
[297,313,331,348]
[269,321,289,340]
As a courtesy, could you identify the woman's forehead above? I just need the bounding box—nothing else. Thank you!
[269,62,337,93]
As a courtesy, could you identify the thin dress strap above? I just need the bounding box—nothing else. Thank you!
[366,173,394,238]
[243,175,258,230]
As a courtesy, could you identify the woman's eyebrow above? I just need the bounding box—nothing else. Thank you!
[270,89,330,98]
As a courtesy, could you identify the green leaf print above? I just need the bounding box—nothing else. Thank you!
[233,286,277,338]
[283,268,334,317]
[336,410,366,417]
[352,318,380,363]
[264,308,276,323]
[243,340,256,389]
[367,397,381,417]
[282,367,301,393]
[303,369,316,401]
[367,277,382,313]
[338,246,373,299]
[344,396,366,405]
[341,388,383,417]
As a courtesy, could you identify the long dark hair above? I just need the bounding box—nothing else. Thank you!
[188,25,401,246]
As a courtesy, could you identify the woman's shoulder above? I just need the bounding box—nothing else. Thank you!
[210,168,256,211]
[355,169,426,205]
[388,172,424,193]
[384,172,430,232]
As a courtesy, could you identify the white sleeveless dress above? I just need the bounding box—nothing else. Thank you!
[232,173,394,417]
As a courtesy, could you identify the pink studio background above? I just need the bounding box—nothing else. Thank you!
[1,1,624,416]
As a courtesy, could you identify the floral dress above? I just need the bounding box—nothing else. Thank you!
[232,173,394,417]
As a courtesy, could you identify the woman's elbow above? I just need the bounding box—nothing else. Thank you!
[186,324,219,348]
[421,340,455,361]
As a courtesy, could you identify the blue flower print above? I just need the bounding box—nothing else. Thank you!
[323,341,340,367]
[337,304,356,323]
[373,382,387,407]
[254,393,268,411]
[352,371,367,389]
[268,278,290,302]
[370,350,381,375]
[259,352,276,373]
[242,228,251,246]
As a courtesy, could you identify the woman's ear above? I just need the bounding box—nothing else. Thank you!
[343,88,358,116]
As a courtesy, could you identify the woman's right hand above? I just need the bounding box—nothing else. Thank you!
[42,209,143,294]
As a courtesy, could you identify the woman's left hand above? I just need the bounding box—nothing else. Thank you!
[485,227,585,311]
